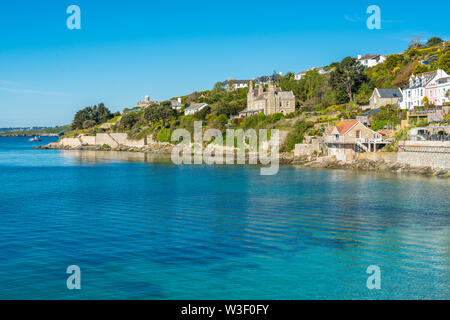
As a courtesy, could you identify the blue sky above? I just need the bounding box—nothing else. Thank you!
[0,0,449,127]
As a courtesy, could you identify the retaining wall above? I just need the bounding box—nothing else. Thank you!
[397,152,450,169]
[79,135,96,145]
[59,137,82,148]
[109,133,146,148]
[356,152,398,163]
[95,133,119,148]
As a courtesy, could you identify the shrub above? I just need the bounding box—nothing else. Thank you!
[241,113,268,129]
[83,120,97,129]
[156,128,172,142]
[281,121,314,152]
[270,113,284,123]
[413,64,430,75]
[193,106,211,120]
[120,112,140,129]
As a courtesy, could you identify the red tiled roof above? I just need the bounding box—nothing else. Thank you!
[328,120,358,135]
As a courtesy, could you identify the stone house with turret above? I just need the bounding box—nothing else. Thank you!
[239,81,295,117]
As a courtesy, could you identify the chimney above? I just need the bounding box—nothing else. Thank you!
[178,97,182,103]
[357,54,362,60]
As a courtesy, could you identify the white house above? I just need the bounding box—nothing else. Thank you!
[171,98,183,110]
[295,67,333,80]
[401,69,449,110]
[434,77,450,106]
[222,79,249,90]
[294,71,307,80]
[356,54,386,68]
[184,103,208,116]
[316,67,334,75]
[425,69,450,106]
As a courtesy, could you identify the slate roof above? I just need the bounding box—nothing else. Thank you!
[406,70,437,89]
[171,100,182,107]
[361,109,382,116]
[223,79,250,85]
[278,91,295,100]
[376,88,402,99]
[185,103,208,112]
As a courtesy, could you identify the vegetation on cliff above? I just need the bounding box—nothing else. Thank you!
[71,103,119,130]
[64,37,448,152]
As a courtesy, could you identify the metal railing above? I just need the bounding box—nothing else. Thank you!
[324,136,384,144]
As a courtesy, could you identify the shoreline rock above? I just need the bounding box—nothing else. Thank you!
[301,156,449,177]
[35,143,449,177]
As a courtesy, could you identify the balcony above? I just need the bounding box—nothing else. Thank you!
[324,136,384,144]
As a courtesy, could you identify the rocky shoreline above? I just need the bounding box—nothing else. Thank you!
[280,153,448,177]
[36,143,449,177]
[301,157,449,177]
[35,141,174,154]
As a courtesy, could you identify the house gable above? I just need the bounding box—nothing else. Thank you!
[346,121,380,139]
[328,120,380,139]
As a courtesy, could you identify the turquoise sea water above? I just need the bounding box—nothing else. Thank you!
[0,136,448,299]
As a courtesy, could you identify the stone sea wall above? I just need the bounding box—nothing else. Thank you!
[356,152,398,164]
[398,141,450,169]
[59,137,82,148]
[322,141,450,170]
[291,139,449,176]
[397,152,450,169]
[59,133,147,149]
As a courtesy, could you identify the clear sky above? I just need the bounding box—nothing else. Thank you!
[0,0,449,127]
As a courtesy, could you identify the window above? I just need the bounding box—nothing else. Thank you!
[356,130,361,138]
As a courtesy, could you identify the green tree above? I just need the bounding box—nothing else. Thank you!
[120,112,139,129]
[144,104,175,126]
[384,54,403,70]
[83,119,97,129]
[72,107,92,130]
[437,51,450,73]
[422,96,434,107]
[213,82,224,91]
[92,103,114,124]
[426,37,443,47]
[413,64,430,75]
[302,70,322,100]
[71,103,113,130]
[330,57,367,102]
[194,105,211,120]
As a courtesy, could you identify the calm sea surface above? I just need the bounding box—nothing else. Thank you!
[0,136,448,299]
